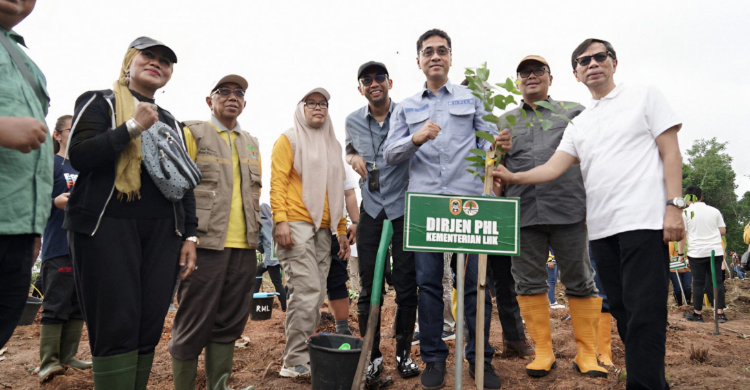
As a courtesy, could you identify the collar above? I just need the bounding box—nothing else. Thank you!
[589,83,625,108]
[421,79,453,96]
[1,27,26,47]
[363,98,395,119]
[209,115,241,133]
[129,89,156,104]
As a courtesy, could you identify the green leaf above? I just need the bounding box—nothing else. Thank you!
[482,114,499,124]
[465,156,485,164]
[477,67,489,82]
[470,162,485,169]
[466,169,476,175]
[472,92,484,100]
[535,101,557,112]
[541,119,553,131]
[493,95,508,110]
[479,175,485,183]
[470,148,486,157]
[519,109,528,121]
[483,101,493,112]
[506,115,516,126]
[505,95,518,105]
[464,68,476,76]
[550,113,572,123]
[532,108,542,119]
[475,131,495,143]
[564,102,579,109]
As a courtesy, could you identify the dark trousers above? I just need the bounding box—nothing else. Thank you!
[41,255,83,325]
[487,255,525,341]
[70,216,181,357]
[589,249,610,313]
[356,211,417,358]
[690,256,725,312]
[253,263,286,311]
[0,234,35,348]
[590,229,669,390]
[170,248,256,360]
[327,236,349,301]
[416,251,494,364]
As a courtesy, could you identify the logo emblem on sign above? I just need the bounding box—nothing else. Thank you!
[449,199,461,215]
[463,200,479,216]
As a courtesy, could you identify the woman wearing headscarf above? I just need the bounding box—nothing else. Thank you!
[271,87,350,378]
[253,203,287,311]
[37,115,91,382]
[64,37,198,389]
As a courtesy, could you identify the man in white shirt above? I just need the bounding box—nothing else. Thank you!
[678,185,727,322]
[492,38,684,390]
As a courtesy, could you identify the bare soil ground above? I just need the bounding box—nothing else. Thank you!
[2,279,750,389]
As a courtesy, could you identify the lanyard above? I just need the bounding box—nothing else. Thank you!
[367,116,387,170]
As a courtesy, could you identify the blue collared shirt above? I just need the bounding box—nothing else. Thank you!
[345,99,408,219]
[383,80,497,196]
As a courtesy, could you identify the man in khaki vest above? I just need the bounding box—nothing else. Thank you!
[169,74,261,390]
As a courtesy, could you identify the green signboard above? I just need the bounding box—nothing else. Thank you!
[404,192,520,255]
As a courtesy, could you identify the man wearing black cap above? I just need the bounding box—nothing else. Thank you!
[168,74,259,390]
[497,55,608,379]
[345,61,420,382]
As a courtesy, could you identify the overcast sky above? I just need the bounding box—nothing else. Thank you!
[16,0,750,205]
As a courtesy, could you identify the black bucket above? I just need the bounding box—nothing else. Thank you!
[18,296,42,326]
[307,333,363,390]
[250,292,278,321]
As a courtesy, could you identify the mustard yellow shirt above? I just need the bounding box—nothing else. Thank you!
[270,134,347,236]
[184,121,261,248]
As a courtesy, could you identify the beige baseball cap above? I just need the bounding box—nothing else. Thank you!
[300,87,331,102]
[516,55,550,72]
[210,74,248,92]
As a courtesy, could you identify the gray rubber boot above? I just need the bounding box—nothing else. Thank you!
[59,319,92,369]
[38,324,65,382]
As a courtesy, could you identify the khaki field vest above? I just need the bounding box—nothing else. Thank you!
[185,120,262,250]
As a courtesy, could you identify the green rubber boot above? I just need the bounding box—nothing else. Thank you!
[135,352,155,390]
[172,357,198,390]
[60,319,92,369]
[205,342,255,390]
[39,324,65,382]
[92,350,137,390]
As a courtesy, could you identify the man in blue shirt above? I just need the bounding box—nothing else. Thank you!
[345,61,419,383]
[383,29,511,390]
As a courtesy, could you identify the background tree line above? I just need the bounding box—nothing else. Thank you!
[682,138,750,255]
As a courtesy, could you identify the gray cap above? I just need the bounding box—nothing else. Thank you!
[210,74,248,92]
[300,87,331,102]
[357,61,388,80]
[129,36,178,64]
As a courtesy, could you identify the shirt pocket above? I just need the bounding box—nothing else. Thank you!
[405,109,430,134]
[508,124,531,156]
[448,103,476,137]
[194,189,215,233]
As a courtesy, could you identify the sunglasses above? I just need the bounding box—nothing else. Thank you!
[575,51,613,67]
[359,74,388,87]
[212,88,246,98]
[420,46,451,58]
[518,67,548,79]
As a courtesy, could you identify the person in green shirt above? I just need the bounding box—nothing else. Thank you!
[0,0,53,349]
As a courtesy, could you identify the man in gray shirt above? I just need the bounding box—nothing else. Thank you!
[499,55,606,379]
[345,61,419,382]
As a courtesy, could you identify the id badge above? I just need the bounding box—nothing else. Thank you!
[368,169,380,192]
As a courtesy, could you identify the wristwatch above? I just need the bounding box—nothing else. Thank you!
[186,236,199,245]
[667,197,687,209]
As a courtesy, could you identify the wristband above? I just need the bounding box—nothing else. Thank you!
[678,253,684,256]
[126,118,144,139]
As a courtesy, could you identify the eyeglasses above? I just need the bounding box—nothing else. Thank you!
[420,46,451,58]
[518,67,548,79]
[574,51,612,67]
[359,74,388,87]
[212,88,246,98]
[304,101,329,109]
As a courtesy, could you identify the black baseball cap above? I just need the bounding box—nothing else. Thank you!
[129,36,178,64]
[357,61,388,80]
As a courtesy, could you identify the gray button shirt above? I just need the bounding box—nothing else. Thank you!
[344,100,409,220]
[502,97,586,227]
[383,80,497,196]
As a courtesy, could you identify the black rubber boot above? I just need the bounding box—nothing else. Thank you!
[395,306,420,378]
[673,292,683,306]
[357,305,383,383]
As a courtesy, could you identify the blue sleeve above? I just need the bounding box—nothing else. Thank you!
[383,104,420,165]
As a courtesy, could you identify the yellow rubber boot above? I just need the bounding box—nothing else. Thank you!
[568,297,608,378]
[517,294,556,377]
[596,312,614,366]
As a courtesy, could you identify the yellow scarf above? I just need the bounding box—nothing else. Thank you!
[113,48,142,201]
